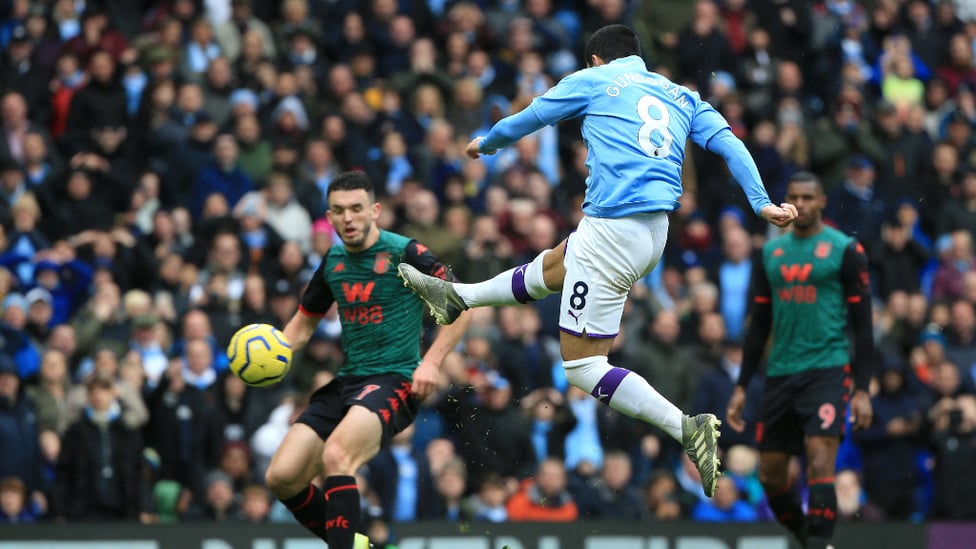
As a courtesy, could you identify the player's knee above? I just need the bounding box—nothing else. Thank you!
[562,355,610,392]
[806,451,836,479]
[322,440,354,475]
[264,462,295,497]
[758,464,789,494]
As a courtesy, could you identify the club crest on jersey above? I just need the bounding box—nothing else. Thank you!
[373,252,391,274]
[772,248,784,257]
[815,241,832,258]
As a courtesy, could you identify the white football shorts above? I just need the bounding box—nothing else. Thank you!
[559,212,668,338]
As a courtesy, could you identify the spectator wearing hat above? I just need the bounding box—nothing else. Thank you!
[853,355,924,519]
[0,292,41,379]
[0,25,49,119]
[166,112,221,209]
[24,286,54,340]
[0,354,43,502]
[824,154,887,247]
[194,469,240,521]
[439,369,536,489]
[869,215,929,300]
[53,372,146,521]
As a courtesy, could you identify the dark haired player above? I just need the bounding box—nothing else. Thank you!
[265,172,470,548]
[398,24,797,497]
[727,172,874,549]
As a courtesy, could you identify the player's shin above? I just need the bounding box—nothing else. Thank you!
[806,478,837,547]
[562,355,683,441]
[455,248,555,307]
[324,475,360,549]
[280,484,329,542]
[766,480,807,545]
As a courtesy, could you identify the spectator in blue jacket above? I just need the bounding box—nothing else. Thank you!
[691,475,759,522]
[0,355,43,503]
[190,134,253,220]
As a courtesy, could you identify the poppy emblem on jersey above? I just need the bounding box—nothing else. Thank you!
[815,241,832,259]
[333,262,345,272]
[772,248,784,257]
[373,252,391,274]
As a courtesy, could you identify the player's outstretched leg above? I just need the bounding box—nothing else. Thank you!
[398,263,469,325]
[681,414,722,498]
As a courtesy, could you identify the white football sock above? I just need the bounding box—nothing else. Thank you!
[563,355,684,442]
[454,249,554,307]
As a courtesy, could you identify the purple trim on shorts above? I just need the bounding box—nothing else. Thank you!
[559,327,619,338]
[511,263,533,304]
[590,366,629,404]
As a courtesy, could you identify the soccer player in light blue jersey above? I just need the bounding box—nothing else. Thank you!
[398,24,796,498]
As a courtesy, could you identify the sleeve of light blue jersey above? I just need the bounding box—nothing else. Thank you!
[480,71,591,153]
[707,129,774,216]
[688,98,773,216]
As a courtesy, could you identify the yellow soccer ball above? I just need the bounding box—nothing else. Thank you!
[227,324,292,387]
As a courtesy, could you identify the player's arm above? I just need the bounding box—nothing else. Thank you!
[284,260,335,354]
[472,73,589,156]
[690,102,794,226]
[842,241,875,430]
[727,254,773,432]
[739,255,773,389]
[403,240,472,398]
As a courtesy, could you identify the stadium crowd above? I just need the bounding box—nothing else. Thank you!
[1,0,976,540]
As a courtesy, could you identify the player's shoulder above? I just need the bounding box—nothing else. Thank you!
[374,230,413,251]
[763,232,792,254]
[821,226,856,246]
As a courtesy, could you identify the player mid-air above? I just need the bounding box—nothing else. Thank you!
[398,24,796,497]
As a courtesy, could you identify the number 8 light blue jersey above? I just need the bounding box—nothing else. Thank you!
[479,55,772,219]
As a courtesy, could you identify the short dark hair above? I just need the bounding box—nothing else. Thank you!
[787,171,824,193]
[585,25,641,64]
[327,170,375,199]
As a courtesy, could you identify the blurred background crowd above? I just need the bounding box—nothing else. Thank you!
[1,0,976,540]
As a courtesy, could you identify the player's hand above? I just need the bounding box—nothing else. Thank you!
[761,203,798,228]
[850,389,873,431]
[465,137,494,159]
[726,385,747,433]
[410,359,440,401]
